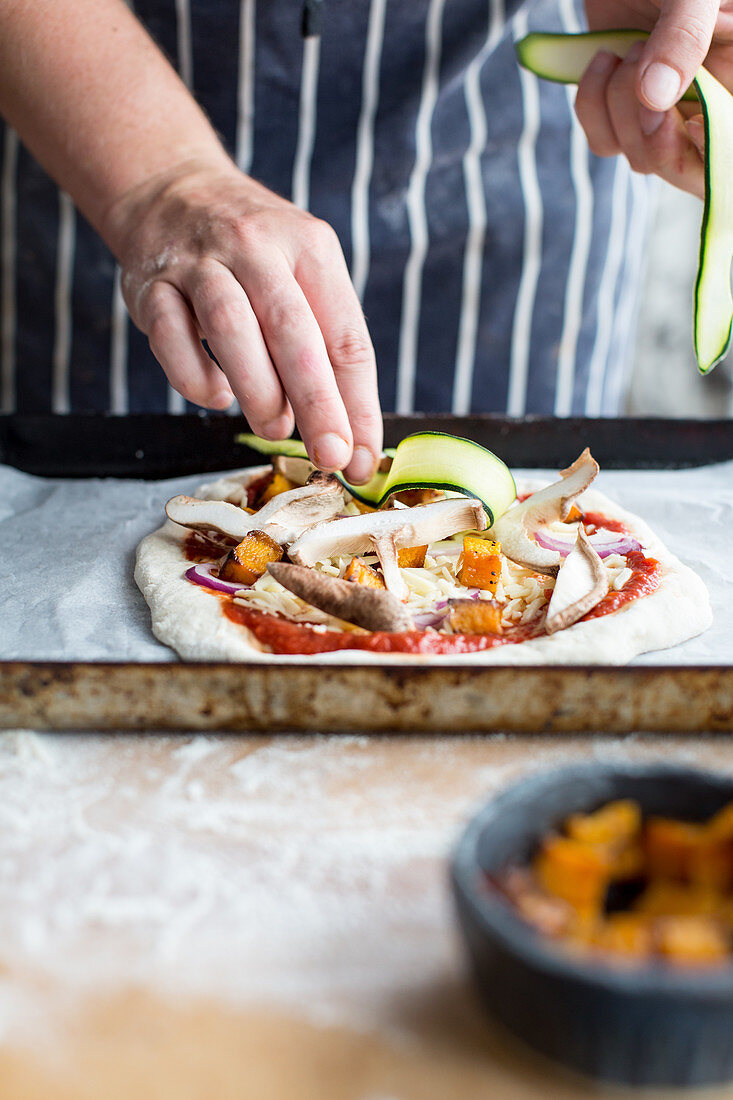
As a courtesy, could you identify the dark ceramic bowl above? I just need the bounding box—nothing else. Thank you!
[451,763,733,1087]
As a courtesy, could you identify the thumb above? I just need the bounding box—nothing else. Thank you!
[638,0,718,110]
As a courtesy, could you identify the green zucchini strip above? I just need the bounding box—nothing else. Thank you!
[341,431,516,525]
[515,31,696,100]
[236,433,309,458]
[516,30,733,373]
[693,67,733,373]
[237,430,517,526]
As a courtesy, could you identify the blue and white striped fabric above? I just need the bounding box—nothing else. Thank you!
[0,0,652,418]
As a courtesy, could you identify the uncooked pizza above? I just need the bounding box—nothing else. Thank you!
[134,433,712,664]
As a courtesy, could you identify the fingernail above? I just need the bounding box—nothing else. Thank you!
[685,115,705,155]
[346,445,377,485]
[586,50,616,77]
[210,390,235,410]
[623,41,645,65]
[312,432,351,471]
[641,61,680,110]
[639,106,665,135]
[263,415,292,440]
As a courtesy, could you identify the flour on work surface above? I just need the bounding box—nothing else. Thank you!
[1,730,732,1053]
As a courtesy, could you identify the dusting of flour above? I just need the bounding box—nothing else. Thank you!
[0,729,729,1051]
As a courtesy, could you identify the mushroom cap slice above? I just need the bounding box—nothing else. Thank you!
[267,563,413,633]
[165,495,250,542]
[249,471,345,541]
[490,448,599,575]
[166,471,345,547]
[288,497,488,567]
[545,526,608,634]
[271,454,315,485]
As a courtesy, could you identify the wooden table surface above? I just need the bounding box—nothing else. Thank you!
[0,728,732,1099]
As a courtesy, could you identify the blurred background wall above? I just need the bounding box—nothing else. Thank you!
[628,182,733,417]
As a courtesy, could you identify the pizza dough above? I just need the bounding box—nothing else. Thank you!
[134,466,712,665]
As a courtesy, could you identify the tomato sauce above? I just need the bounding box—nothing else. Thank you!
[222,602,538,655]
[582,510,628,535]
[582,551,661,620]
[184,531,234,562]
[247,471,273,508]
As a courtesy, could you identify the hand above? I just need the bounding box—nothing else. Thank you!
[106,160,382,484]
[578,1,733,197]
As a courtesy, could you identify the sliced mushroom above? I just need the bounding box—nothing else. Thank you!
[490,448,599,575]
[165,495,251,542]
[288,497,487,600]
[166,471,345,547]
[267,562,413,633]
[545,527,608,634]
[250,471,345,541]
[271,454,314,485]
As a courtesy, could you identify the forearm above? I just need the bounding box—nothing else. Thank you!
[0,0,234,253]
[0,0,382,478]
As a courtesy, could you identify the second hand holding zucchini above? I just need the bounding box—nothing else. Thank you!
[516,30,733,375]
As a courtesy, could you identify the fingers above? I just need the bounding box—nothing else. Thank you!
[295,222,382,484]
[638,0,718,110]
[138,280,234,409]
[576,50,623,156]
[182,260,294,439]
[232,243,357,474]
[610,43,705,196]
[576,41,705,199]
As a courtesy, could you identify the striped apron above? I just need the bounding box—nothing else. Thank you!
[0,0,652,418]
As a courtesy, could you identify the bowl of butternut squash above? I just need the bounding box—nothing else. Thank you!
[451,763,733,1087]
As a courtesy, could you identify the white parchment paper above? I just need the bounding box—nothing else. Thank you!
[1,460,731,663]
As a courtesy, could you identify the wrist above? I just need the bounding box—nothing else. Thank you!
[99,150,240,260]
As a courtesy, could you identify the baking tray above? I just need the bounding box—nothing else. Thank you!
[4,412,733,477]
[2,413,733,733]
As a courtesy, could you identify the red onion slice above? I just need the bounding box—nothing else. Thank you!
[414,609,449,630]
[185,563,249,595]
[533,528,642,559]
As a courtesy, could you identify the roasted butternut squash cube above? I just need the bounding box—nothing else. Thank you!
[567,800,643,878]
[219,530,283,586]
[343,557,386,589]
[564,504,583,523]
[694,841,733,891]
[633,881,722,918]
[591,913,654,960]
[561,800,642,875]
[260,472,297,505]
[567,800,641,848]
[458,536,502,593]
[644,817,705,882]
[655,916,730,966]
[351,499,377,514]
[707,802,733,840]
[397,545,428,569]
[534,835,612,915]
[448,598,503,635]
